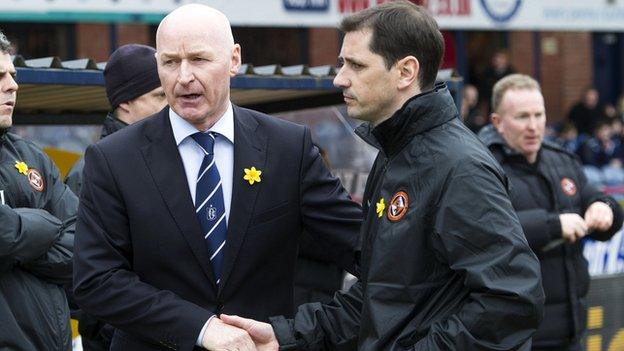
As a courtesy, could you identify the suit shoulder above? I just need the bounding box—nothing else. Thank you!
[235,106,306,134]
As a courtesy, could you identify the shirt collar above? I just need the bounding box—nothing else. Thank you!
[169,102,235,146]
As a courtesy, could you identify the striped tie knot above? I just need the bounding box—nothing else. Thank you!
[191,132,217,155]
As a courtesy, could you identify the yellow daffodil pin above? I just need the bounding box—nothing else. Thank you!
[15,161,28,175]
[243,167,262,185]
[376,198,385,218]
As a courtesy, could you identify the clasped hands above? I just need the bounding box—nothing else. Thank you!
[560,201,613,243]
[201,314,279,351]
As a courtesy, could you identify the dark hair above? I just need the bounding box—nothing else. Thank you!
[0,30,12,54]
[339,0,444,90]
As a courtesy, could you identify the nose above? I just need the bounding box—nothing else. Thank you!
[177,60,195,85]
[333,66,350,89]
[1,74,18,93]
[526,116,538,130]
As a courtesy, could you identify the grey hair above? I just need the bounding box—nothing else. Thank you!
[0,30,12,54]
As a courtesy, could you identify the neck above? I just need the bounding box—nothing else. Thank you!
[373,86,423,126]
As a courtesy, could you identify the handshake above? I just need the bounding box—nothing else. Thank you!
[201,314,280,351]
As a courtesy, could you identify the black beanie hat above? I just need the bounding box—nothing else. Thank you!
[104,44,160,109]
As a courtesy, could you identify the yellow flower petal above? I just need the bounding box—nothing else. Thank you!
[243,167,262,185]
[376,198,385,218]
[15,161,28,175]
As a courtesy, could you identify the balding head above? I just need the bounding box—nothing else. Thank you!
[155,3,241,131]
[157,4,234,52]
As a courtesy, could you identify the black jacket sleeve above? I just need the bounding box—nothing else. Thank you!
[417,161,544,350]
[515,209,562,252]
[19,150,78,284]
[64,156,85,196]
[0,205,62,271]
[299,127,362,276]
[576,160,624,241]
[270,280,363,351]
[73,144,211,351]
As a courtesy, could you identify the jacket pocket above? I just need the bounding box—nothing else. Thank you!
[250,201,290,227]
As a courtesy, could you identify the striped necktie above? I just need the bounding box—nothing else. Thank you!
[191,132,227,284]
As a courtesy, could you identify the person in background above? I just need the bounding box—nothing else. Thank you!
[568,87,606,137]
[0,30,78,351]
[556,122,582,155]
[460,83,486,133]
[65,44,167,195]
[578,121,624,169]
[479,49,516,114]
[479,74,623,351]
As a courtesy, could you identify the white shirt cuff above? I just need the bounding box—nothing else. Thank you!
[196,315,216,346]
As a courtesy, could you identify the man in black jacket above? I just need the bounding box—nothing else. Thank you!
[479,74,623,351]
[0,30,78,350]
[221,2,544,350]
[65,44,167,195]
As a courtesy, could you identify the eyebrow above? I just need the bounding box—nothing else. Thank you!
[159,50,212,59]
[339,56,365,67]
[0,68,16,75]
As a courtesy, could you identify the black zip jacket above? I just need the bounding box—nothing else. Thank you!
[0,129,78,350]
[270,85,544,351]
[479,125,623,347]
[65,113,127,195]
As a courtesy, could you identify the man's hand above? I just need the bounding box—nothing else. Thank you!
[559,213,588,243]
[584,201,613,232]
[221,314,279,351]
[202,317,255,351]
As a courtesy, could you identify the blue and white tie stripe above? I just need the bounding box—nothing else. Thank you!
[191,132,227,284]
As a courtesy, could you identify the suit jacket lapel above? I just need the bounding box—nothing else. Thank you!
[219,106,267,293]
[139,108,216,285]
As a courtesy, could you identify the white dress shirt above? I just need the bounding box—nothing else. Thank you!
[169,103,234,222]
[168,104,235,347]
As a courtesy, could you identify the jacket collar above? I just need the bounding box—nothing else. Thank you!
[355,83,458,156]
[100,113,128,139]
[478,124,553,165]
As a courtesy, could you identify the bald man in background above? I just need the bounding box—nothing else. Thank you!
[72,4,362,351]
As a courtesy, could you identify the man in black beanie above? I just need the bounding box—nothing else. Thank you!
[65,43,166,194]
[65,43,166,351]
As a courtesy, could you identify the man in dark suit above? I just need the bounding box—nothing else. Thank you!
[72,4,362,351]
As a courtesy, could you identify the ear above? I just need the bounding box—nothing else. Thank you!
[230,44,242,77]
[490,112,502,132]
[396,55,419,90]
[118,101,132,114]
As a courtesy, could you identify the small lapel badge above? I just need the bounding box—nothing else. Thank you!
[207,205,217,221]
[243,166,262,185]
[27,168,45,192]
[14,160,28,175]
[387,191,409,222]
[376,198,385,218]
[560,177,577,196]
[0,190,5,205]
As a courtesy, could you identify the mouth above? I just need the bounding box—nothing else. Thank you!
[177,94,202,103]
[1,101,14,107]
[343,94,355,103]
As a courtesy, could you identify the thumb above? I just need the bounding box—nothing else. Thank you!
[220,314,252,330]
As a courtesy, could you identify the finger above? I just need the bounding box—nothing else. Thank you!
[221,314,253,330]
